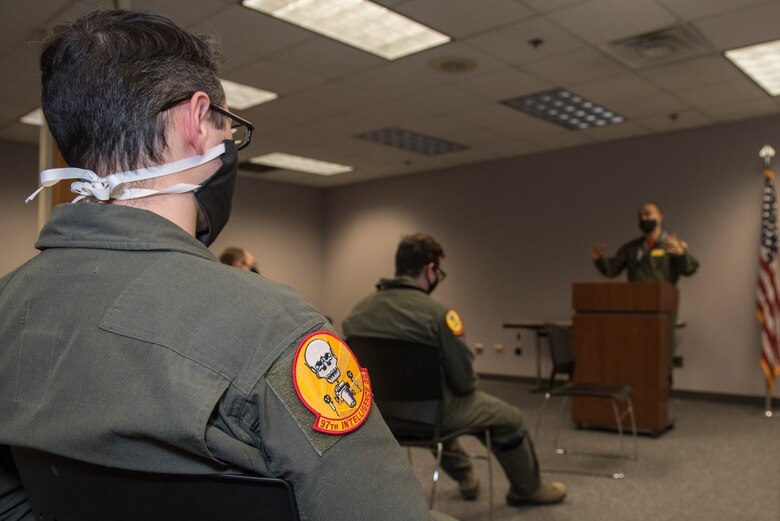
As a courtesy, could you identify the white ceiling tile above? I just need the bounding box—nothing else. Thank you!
[522,48,627,85]
[605,90,690,118]
[189,5,313,60]
[340,62,446,98]
[269,38,383,81]
[491,121,566,140]
[520,0,590,14]
[658,0,771,20]
[526,130,596,150]
[477,138,544,159]
[700,98,780,122]
[571,73,665,105]
[0,43,41,107]
[640,56,745,91]
[580,120,652,141]
[3,0,780,188]
[399,42,509,80]
[693,2,780,50]
[466,16,585,65]
[455,68,554,102]
[346,100,439,128]
[287,81,384,114]
[395,0,534,38]
[449,102,539,129]
[394,85,487,116]
[676,77,770,107]
[637,110,714,131]
[226,59,327,96]
[549,0,677,44]
[0,0,70,54]
[130,0,226,27]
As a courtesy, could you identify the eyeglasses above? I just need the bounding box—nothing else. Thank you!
[160,94,255,151]
[435,266,447,282]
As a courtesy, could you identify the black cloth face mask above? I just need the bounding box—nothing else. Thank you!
[195,140,238,246]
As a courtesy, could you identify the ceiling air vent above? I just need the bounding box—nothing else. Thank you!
[602,24,713,69]
[356,127,468,156]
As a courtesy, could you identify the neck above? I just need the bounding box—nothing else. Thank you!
[112,192,200,236]
[645,228,662,242]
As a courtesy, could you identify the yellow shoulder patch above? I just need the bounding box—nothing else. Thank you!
[445,309,465,336]
[650,248,666,258]
[292,331,372,435]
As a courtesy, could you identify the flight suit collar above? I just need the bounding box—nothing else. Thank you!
[375,275,427,293]
[35,203,217,261]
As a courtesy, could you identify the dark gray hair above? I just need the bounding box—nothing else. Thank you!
[40,9,226,174]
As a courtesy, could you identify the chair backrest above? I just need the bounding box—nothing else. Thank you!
[10,446,300,521]
[543,323,576,386]
[346,336,444,435]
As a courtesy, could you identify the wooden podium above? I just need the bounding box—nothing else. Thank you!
[571,282,677,435]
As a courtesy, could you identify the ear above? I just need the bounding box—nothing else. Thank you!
[181,91,213,155]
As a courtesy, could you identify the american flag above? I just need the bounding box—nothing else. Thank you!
[757,168,780,392]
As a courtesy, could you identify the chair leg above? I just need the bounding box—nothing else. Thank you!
[430,441,443,510]
[534,392,551,441]
[485,429,493,521]
[609,398,626,479]
[626,399,638,461]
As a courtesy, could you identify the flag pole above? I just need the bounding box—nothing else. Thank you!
[760,144,776,417]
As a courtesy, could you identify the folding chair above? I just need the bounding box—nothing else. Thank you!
[347,336,493,518]
[534,323,638,479]
[9,446,300,521]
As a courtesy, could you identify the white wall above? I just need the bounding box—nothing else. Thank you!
[210,175,326,310]
[0,144,327,312]
[324,113,780,398]
[3,112,779,398]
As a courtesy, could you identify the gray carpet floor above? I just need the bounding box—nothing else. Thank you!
[408,378,780,521]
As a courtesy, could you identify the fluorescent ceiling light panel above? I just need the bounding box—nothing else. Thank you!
[220,78,278,110]
[502,89,625,131]
[19,108,44,126]
[241,0,451,60]
[725,40,780,96]
[249,152,353,176]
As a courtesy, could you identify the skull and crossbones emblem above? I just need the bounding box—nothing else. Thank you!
[304,338,361,413]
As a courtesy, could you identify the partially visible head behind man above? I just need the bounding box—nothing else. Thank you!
[40,9,226,175]
[395,233,444,277]
[220,247,258,273]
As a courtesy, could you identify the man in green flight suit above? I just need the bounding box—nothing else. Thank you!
[591,202,699,283]
[591,202,699,379]
[343,233,567,507]
[0,11,454,521]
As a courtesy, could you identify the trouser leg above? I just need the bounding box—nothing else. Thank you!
[491,429,540,497]
[437,438,473,482]
[441,391,540,496]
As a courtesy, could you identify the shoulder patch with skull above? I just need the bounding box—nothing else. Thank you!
[445,309,464,336]
[292,331,372,435]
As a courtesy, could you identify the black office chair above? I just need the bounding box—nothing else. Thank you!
[347,336,493,518]
[544,322,575,390]
[534,323,638,479]
[9,446,301,521]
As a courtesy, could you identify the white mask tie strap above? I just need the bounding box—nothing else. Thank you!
[25,142,226,203]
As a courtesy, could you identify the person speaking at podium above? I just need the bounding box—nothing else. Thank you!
[590,202,699,284]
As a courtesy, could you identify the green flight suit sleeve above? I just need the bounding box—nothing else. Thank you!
[249,352,438,521]
[595,242,630,278]
[670,249,699,277]
[437,314,478,396]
